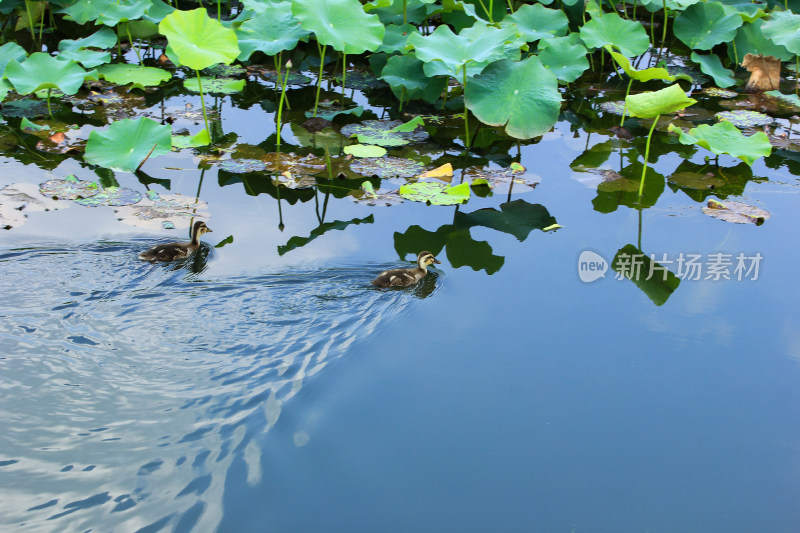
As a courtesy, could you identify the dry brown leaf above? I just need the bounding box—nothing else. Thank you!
[742,54,781,92]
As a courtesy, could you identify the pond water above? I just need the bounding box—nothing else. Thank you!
[2,49,800,533]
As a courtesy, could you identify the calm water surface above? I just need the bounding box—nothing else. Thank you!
[2,71,800,532]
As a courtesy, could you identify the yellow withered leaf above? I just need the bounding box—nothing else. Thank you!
[418,163,453,179]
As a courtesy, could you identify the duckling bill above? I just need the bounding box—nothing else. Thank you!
[372,251,440,288]
[138,220,212,262]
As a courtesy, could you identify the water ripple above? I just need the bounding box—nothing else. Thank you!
[0,242,440,531]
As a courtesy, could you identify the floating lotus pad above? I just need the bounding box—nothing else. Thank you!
[39,175,100,200]
[764,90,800,112]
[398,182,471,205]
[341,120,429,147]
[703,87,738,98]
[702,199,770,224]
[352,184,404,206]
[349,156,426,178]
[97,64,171,90]
[262,153,326,177]
[666,66,710,85]
[599,101,626,115]
[84,117,173,173]
[74,186,142,207]
[114,191,209,230]
[273,172,317,189]
[256,69,312,85]
[203,64,247,77]
[183,77,245,94]
[461,166,541,193]
[2,99,64,118]
[343,144,387,158]
[715,110,773,128]
[333,70,387,91]
[218,159,268,173]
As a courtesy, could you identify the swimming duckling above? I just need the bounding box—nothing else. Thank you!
[372,251,440,288]
[138,220,212,262]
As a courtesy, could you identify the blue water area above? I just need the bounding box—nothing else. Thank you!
[2,64,800,532]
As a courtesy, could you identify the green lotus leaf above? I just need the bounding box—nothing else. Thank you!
[673,2,743,51]
[58,0,150,25]
[292,0,384,54]
[5,53,94,95]
[303,103,364,120]
[218,159,268,173]
[378,23,419,53]
[183,77,244,94]
[701,199,770,224]
[0,79,11,101]
[57,0,117,24]
[761,10,800,55]
[465,56,561,139]
[341,120,429,147]
[57,27,116,69]
[159,8,240,70]
[399,181,471,205]
[668,120,771,166]
[380,54,447,104]
[579,13,649,56]
[407,20,522,79]
[142,0,175,23]
[503,3,568,42]
[343,144,387,158]
[97,64,171,90]
[605,46,679,83]
[0,42,26,75]
[625,84,697,119]
[235,4,310,60]
[765,90,800,111]
[172,128,211,149]
[690,52,735,88]
[715,109,772,128]
[73,186,142,207]
[704,87,738,98]
[729,18,793,63]
[538,36,589,83]
[720,0,767,23]
[350,156,425,178]
[84,117,172,172]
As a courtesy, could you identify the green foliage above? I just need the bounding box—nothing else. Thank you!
[761,10,800,55]
[503,3,569,42]
[97,64,171,90]
[465,57,562,139]
[235,3,311,60]
[159,8,240,70]
[380,54,447,103]
[690,52,735,88]
[399,182,471,205]
[539,37,590,83]
[5,53,94,95]
[579,13,650,56]
[292,0,385,54]
[625,84,697,119]
[668,120,772,165]
[673,2,743,50]
[58,28,116,68]
[84,117,172,172]
[183,77,245,94]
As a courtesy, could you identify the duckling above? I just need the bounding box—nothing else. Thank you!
[138,220,212,262]
[372,251,440,288]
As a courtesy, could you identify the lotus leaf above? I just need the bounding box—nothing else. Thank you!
[579,13,649,56]
[204,64,247,77]
[407,21,522,79]
[668,121,771,165]
[625,84,697,119]
[57,27,116,69]
[183,77,245,94]
[666,65,710,85]
[39,175,99,200]
[235,5,310,60]
[1,98,60,118]
[605,46,680,83]
[158,8,240,70]
[599,100,627,115]
[262,153,326,177]
[703,87,738,98]
[352,187,403,206]
[761,10,800,55]
[764,90,800,111]
[673,2,743,51]
[378,23,419,53]
[380,54,447,104]
[274,172,317,189]
[114,192,209,230]
[702,199,769,224]
[715,109,772,128]
[690,52,735,88]
[218,159,268,173]
[538,37,590,83]
[5,53,94,96]
[350,156,425,178]
[341,120,429,147]
[344,145,387,158]
[503,3,568,42]
[0,42,26,75]
[97,64,171,90]
[465,57,561,139]
[399,181,470,205]
[730,18,793,62]
[462,166,541,193]
[84,117,172,173]
[333,71,387,91]
[74,186,142,207]
[303,104,364,120]
[292,0,384,54]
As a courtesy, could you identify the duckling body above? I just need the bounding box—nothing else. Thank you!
[372,251,440,288]
[138,220,212,262]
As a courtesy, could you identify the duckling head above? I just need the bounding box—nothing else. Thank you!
[417,251,440,268]
[193,220,212,237]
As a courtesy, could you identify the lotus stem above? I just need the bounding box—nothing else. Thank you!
[46,87,52,117]
[194,70,211,143]
[217,0,221,21]
[137,143,158,172]
[506,0,514,13]
[38,4,45,41]
[638,114,660,197]
[660,1,668,51]
[620,79,633,127]
[313,43,326,117]
[403,0,407,24]
[126,24,142,64]
[341,51,346,108]
[276,60,291,152]
[24,0,35,42]
[462,67,470,151]
[633,0,638,19]
[476,0,491,21]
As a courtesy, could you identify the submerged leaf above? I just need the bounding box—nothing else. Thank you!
[183,77,245,94]
[73,186,142,207]
[341,120,429,147]
[701,199,770,224]
[715,109,772,128]
[350,156,425,178]
[39,175,100,200]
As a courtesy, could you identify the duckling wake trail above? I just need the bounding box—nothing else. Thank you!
[0,244,425,531]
